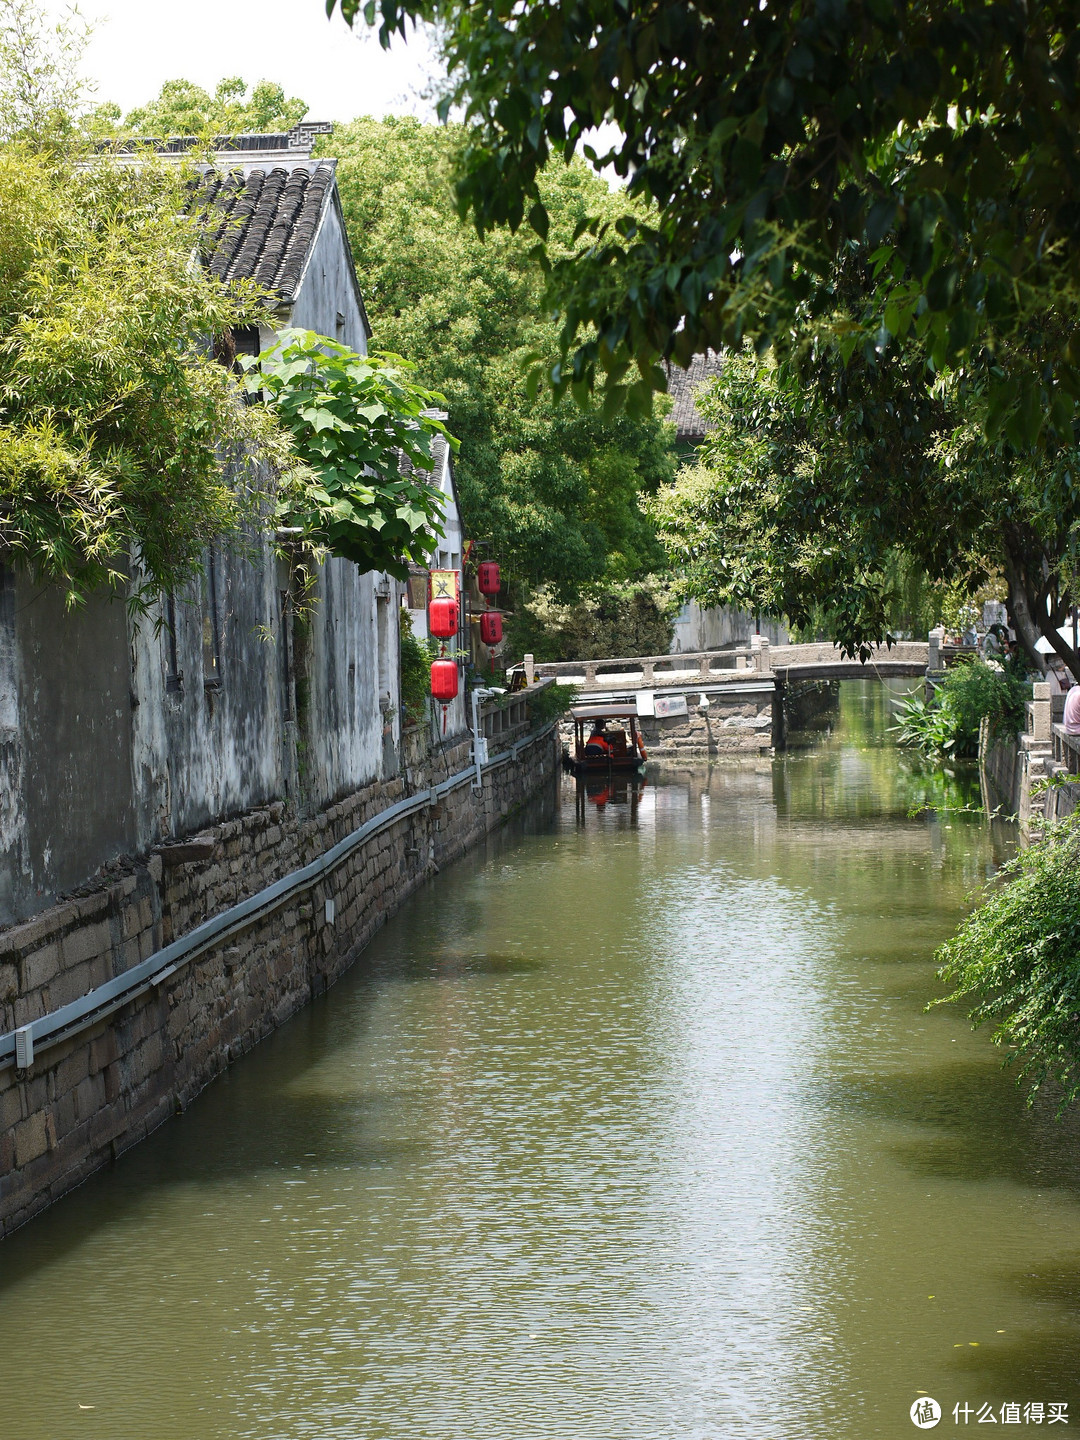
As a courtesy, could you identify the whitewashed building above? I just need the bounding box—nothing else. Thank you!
[0,125,414,924]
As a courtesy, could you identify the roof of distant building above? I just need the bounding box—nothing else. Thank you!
[109,121,334,163]
[664,350,723,445]
[103,124,356,311]
[195,161,337,303]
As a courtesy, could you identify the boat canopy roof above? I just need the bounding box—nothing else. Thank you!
[570,702,639,720]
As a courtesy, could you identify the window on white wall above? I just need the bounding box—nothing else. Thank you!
[376,594,391,705]
[201,546,222,688]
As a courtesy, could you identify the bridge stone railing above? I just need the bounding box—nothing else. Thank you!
[532,639,930,691]
[534,646,766,691]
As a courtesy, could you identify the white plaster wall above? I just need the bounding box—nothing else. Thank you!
[130,533,286,841]
[671,600,788,652]
[287,200,369,354]
[305,560,393,801]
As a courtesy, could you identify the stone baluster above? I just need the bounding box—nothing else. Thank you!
[641,661,655,685]
[698,654,711,679]
[1030,681,1052,742]
[584,662,598,687]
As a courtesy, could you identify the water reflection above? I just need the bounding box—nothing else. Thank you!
[575,773,647,825]
[2,681,1079,1440]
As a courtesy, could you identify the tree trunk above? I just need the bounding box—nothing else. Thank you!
[1003,537,1080,684]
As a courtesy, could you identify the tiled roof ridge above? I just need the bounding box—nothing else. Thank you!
[664,349,723,443]
[190,160,337,301]
[105,122,334,160]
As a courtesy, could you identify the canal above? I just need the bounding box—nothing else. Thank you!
[3,680,1080,1439]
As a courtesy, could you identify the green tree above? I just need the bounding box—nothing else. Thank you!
[648,344,1080,677]
[327,114,674,596]
[333,0,1080,443]
[0,0,93,146]
[0,145,290,602]
[90,77,308,139]
[507,577,674,663]
[247,328,453,578]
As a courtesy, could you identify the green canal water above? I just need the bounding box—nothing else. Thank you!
[4,680,1080,1439]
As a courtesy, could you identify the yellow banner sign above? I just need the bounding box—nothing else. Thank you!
[430,569,459,601]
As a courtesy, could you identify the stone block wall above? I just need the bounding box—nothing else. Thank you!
[638,698,775,758]
[0,725,558,1236]
[981,726,1024,818]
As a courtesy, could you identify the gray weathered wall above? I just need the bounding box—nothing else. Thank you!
[1,572,138,924]
[130,540,285,849]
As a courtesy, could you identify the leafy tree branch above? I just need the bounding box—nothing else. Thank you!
[246,328,454,578]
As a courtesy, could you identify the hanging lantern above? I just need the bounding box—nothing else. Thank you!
[430,659,459,703]
[477,561,500,596]
[428,597,459,640]
[479,610,503,646]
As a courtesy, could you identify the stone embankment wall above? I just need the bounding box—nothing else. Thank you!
[638,697,776,758]
[980,684,1080,837]
[0,724,557,1236]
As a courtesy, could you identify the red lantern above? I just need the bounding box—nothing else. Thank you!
[479,610,503,646]
[477,561,500,596]
[428,597,459,640]
[430,659,459,703]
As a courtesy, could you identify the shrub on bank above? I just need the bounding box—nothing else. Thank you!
[894,658,1030,759]
[936,812,1080,1109]
[525,682,579,728]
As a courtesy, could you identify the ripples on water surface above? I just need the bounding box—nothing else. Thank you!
[4,681,1080,1440]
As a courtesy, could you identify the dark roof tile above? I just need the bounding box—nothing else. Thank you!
[664,350,722,444]
[192,161,337,302]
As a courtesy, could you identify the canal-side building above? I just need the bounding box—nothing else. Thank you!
[0,126,412,928]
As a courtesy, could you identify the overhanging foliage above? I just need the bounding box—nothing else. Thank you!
[247,329,454,578]
[333,0,1080,444]
[0,146,286,602]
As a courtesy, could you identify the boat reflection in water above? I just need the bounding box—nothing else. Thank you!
[574,772,648,825]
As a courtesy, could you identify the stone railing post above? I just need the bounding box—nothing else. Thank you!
[1030,681,1052,743]
[736,653,747,670]
[928,626,944,671]
[584,662,598,687]
[698,654,711,679]
[757,638,771,673]
[524,652,535,686]
[641,661,655,685]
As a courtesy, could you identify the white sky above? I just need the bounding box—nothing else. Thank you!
[51,0,443,123]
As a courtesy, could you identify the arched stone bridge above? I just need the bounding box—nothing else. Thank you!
[534,640,944,756]
[534,639,931,699]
